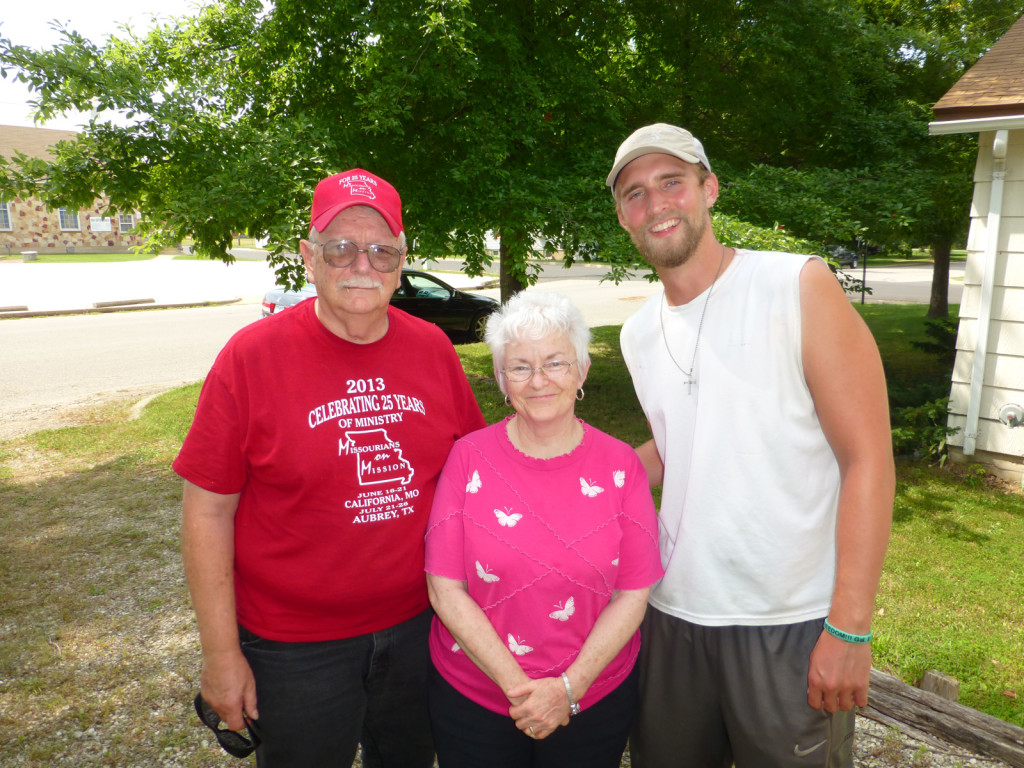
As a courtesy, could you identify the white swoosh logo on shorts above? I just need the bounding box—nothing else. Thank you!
[793,740,827,757]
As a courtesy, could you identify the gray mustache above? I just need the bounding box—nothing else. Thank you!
[338,279,382,290]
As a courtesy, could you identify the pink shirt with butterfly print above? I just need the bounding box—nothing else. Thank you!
[425,417,663,715]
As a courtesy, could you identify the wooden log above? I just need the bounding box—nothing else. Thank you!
[860,708,955,751]
[864,669,1024,767]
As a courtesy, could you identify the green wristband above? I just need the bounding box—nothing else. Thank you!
[824,618,872,644]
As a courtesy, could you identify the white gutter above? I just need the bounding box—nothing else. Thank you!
[963,129,1009,455]
[929,115,1024,135]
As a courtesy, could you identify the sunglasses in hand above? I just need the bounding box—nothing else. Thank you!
[193,693,261,758]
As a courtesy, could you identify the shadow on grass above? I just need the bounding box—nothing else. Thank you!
[0,456,219,766]
[892,479,990,544]
[0,383,224,765]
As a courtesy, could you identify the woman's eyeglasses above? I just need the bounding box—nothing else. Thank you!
[501,360,577,382]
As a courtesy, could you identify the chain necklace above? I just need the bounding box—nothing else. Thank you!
[659,245,726,395]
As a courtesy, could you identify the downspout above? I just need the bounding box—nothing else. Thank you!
[963,129,1009,455]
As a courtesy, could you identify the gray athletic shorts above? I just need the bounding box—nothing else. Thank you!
[630,606,855,768]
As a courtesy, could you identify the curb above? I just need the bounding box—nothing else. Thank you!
[0,298,243,320]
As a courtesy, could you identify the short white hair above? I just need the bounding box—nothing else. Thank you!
[485,292,591,394]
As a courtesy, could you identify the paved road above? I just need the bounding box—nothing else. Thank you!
[0,303,262,439]
[0,258,964,439]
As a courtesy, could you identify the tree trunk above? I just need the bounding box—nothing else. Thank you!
[927,240,951,319]
[498,236,527,304]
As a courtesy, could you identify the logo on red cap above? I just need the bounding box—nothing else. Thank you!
[310,169,403,236]
[339,175,378,201]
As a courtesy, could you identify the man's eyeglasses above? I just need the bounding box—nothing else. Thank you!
[315,239,403,273]
[501,360,577,382]
[193,693,260,758]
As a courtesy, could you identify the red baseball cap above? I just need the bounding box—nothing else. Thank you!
[309,169,404,236]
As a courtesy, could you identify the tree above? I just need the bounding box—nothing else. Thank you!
[854,0,1024,317]
[1,1,327,285]
[619,0,1021,317]
[1,0,637,301]
[5,0,1019,311]
[618,0,918,169]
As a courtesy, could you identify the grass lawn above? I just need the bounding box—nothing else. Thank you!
[910,248,968,263]
[857,303,959,407]
[0,308,1021,766]
[0,249,258,263]
[878,463,1024,725]
[1,252,161,263]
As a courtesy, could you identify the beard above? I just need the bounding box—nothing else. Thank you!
[629,209,709,270]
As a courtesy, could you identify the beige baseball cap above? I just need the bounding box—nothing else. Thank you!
[606,123,712,192]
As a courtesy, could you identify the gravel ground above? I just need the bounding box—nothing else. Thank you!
[853,716,1010,768]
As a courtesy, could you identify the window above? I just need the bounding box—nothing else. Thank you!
[119,213,135,232]
[58,208,80,231]
[0,202,10,231]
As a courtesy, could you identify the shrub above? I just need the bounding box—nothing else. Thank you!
[890,398,960,465]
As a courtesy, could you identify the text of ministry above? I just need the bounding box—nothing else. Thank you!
[308,393,426,429]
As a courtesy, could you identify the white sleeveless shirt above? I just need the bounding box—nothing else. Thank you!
[621,250,840,626]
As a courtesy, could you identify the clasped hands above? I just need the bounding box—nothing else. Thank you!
[506,676,572,740]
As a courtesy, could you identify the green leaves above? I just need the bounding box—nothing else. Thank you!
[0,0,1016,299]
[0,0,634,294]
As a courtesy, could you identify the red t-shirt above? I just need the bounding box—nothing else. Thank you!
[173,299,485,641]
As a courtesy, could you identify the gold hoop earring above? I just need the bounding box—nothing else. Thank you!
[504,395,512,407]
[576,388,585,401]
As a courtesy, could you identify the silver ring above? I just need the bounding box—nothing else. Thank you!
[529,726,536,737]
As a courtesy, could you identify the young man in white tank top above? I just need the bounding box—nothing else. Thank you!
[606,123,895,768]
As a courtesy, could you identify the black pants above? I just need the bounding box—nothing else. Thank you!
[239,610,435,768]
[428,661,638,768]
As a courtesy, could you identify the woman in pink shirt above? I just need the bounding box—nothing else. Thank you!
[425,292,663,768]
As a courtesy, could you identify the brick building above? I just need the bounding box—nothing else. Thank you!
[0,124,144,256]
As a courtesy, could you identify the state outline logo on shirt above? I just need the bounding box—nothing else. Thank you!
[340,428,414,486]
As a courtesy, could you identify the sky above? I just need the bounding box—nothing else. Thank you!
[0,0,203,130]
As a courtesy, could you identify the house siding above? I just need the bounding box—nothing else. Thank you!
[947,129,1024,480]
